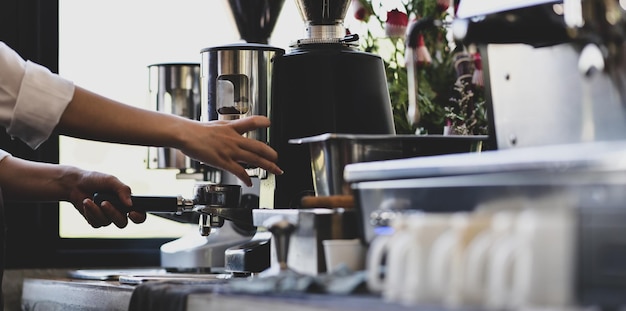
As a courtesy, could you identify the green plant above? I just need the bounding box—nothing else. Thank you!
[351,0,488,135]
[445,79,488,135]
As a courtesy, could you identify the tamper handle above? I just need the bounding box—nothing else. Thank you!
[264,216,296,271]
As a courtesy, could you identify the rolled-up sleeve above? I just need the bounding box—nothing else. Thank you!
[0,149,10,162]
[0,41,74,149]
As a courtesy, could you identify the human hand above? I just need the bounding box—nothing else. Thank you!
[68,170,146,228]
[57,89,283,187]
[180,115,283,186]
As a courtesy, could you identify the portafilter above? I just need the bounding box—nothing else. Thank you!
[94,183,256,236]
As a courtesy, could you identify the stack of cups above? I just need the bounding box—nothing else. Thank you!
[366,196,576,310]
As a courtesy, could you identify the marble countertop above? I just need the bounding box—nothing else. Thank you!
[20,276,421,311]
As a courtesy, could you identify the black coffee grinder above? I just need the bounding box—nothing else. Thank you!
[269,0,395,208]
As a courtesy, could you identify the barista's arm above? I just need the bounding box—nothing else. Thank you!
[0,155,145,228]
[57,86,282,186]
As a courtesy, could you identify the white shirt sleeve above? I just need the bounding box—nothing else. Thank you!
[0,150,10,162]
[0,41,75,149]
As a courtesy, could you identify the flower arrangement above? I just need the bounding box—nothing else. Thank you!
[348,0,488,135]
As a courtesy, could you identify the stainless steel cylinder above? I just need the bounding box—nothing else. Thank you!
[200,44,284,145]
[147,63,201,172]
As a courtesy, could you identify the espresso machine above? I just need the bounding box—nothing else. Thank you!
[342,0,626,308]
[170,0,287,274]
[144,0,291,271]
[451,0,626,149]
[145,61,268,273]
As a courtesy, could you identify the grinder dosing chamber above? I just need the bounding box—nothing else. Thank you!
[200,44,284,139]
[200,44,285,205]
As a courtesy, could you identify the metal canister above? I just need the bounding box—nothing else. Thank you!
[200,43,285,145]
[147,63,201,173]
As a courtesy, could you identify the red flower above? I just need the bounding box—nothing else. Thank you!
[415,34,432,67]
[351,0,370,21]
[437,0,450,12]
[385,9,408,38]
[472,52,484,87]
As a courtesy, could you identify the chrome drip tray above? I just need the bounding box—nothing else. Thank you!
[68,268,167,281]
[68,268,231,285]
[118,273,231,285]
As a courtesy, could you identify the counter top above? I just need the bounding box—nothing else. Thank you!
[21,277,421,311]
[22,278,134,311]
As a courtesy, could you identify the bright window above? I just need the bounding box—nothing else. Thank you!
[58,0,302,238]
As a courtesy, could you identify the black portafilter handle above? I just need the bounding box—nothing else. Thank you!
[93,192,183,214]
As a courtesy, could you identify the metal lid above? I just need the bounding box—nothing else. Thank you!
[200,43,285,54]
[345,140,626,183]
[147,62,199,68]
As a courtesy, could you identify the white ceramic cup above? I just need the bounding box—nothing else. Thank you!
[429,212,492,308]
[323,239,366,273]
[366,212,452,304]
[394,213,453,306]
[510,207,575,308]
[366,215,412,294]
[462,210,518,307]
[483,205,575,310]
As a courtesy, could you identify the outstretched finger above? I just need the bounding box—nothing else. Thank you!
[229,116,271,134]
[217,158,253,186]
[235,143,282,176]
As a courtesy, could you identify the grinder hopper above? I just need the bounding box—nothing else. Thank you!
[224,0,286,44]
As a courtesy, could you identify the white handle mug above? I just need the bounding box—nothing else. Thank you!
[462,211,517,307]
[366,216,413,295]
[366,232,393,294]
[509,208,575,308]
[400,213,452,306]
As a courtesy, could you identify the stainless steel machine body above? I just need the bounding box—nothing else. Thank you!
[160,221,254,272]
[485,43,626,149]
[452,0,626,150]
